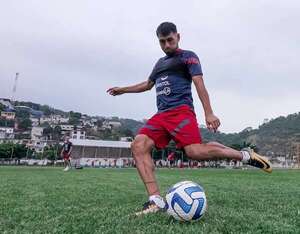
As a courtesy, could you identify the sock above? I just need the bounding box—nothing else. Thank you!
[149,195,166,209]
[241,151,250,163]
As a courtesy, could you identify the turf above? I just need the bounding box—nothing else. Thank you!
[0,167,299,234]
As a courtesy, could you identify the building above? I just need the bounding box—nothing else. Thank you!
[31,127,44,141]
[71,130,86,140]
[120,136,133,142]
[1,111,15,120]
[26,139,57,153]
[70,139,131,159]
[102,120,122,130]
[81,119,94,127]
[40,115,69,125]
[0,98,14,110]
[14,106,43,118]
[60,124,74,135]
[0,127,14,139]
[39,116,52,124]
[30,117,40,127]
[31,141,47,153]
[52,115,69,124]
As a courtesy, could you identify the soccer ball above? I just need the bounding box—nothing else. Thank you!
[165,181,207,221]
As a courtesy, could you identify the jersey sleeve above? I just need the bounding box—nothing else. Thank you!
[148,59,161,82]
[184,51,203,77]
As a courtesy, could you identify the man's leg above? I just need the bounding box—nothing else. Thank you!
[184,141,272,173]
[63,155,71,171]
[184,141,242,161]
[131,134,167,215]
[131,134,159,196]
[68,157,72,168]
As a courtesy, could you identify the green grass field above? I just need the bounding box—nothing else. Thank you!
[0,167,299,234]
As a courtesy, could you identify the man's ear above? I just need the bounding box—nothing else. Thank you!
[177,33,180,42]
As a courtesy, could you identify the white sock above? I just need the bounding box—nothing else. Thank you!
[149,195,166,209]
[241,151,250,163]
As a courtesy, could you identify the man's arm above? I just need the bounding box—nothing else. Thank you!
[68,146,72,155]
[107,80,154,96]
[60,146,64,156]
[192,75,220,132]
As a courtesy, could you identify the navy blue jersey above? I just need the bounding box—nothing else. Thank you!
[63,142,72,153]
[149,49,203,112]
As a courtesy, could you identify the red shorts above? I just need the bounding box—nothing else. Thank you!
[138,105,202,149]
[63,152,71,160]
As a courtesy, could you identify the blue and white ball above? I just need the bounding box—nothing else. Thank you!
[165,181,207,221]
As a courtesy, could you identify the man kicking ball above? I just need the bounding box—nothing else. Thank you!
[107,22,272,215]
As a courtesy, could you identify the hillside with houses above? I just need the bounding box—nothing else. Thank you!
[0,97,299,167]
[0,98,137,154]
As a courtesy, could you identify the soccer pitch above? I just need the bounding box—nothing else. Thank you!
[0,167,299,234]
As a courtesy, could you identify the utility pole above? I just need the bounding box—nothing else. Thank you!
[11,73,19,102]
[296,144,300,169]
[291,143,300,169]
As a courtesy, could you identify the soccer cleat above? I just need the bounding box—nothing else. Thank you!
[135,195,167,216]
[63,166,70,172]
[242,147,272,173]
[135,201,160,216]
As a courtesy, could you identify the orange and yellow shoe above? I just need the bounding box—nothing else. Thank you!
[135,195,167,216]
[242,147,272,173]
[135,201,160,216]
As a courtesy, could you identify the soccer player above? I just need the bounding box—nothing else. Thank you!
[107,22,272,215]
[61,136,72,172]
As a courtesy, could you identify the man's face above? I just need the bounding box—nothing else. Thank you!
[158,32,180,55]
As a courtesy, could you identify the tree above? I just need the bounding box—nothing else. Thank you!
[15,108,30,118]
[40,105,53,116]
[18,118,32,130]
[52,126,62,141]
[69,111,81,125]
[0,143,12,158]
[0,143,32,159]
[13,144,30,159]
[69,111,81,119]
[96,119,104,127]
[0,118,14,127]
[43,125,52,135]
[0,103,5,112]
[69,117,80,125]
[43,145,59,161]
[119,128,134,137]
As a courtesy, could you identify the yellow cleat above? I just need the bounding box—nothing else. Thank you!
[135,201,160,216]
[243,148,272,173]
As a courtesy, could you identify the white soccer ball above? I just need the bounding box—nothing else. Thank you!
[165,181,207,221]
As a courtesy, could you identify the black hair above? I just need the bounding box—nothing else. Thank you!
[156,22,177,37]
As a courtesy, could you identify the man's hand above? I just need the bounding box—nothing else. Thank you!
[107,87,124,96]
[205,113,221,132]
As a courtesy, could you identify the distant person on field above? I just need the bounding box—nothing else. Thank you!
[61,137,72,172]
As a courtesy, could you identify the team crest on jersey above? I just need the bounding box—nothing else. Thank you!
[157,87,171,96]
[185,57,199,65]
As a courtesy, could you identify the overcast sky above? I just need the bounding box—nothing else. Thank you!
[0,0,299,133]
